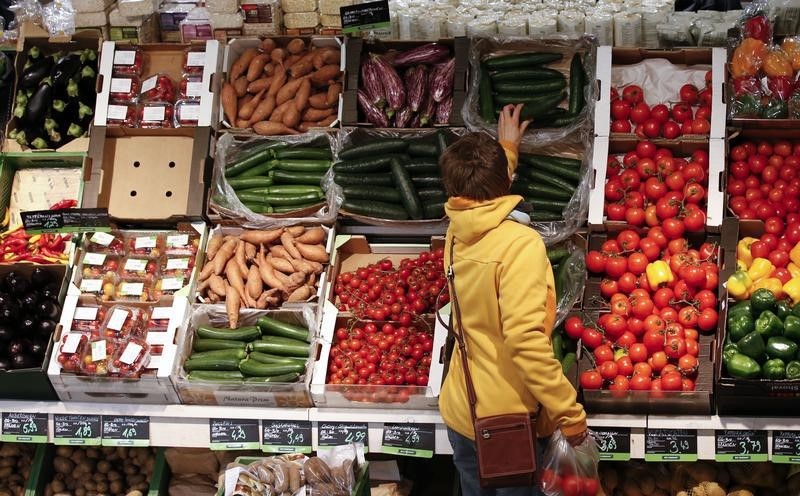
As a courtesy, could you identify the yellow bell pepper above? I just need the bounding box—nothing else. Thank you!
[788,263,800,279]
[737,237,757,269]
[790,242,800,268]
[748,258,775,283]
[646,260,674,288]
[727,270,754,300]
[784,277,800,304]
[752,277,785,299]
[737,259,749,272]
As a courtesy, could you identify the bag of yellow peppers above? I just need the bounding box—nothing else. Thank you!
[728,236,800,303]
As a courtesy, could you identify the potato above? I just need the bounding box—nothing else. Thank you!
[97,460,111,473]
[53,456,75,474]
[50,480,65,493]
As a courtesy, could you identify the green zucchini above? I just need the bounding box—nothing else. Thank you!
[195,325,261,341]
[239,359,306,377]
[568,53,586,115]
[403,159,439,174]
[271,169,325,185]
[252,336,311,357]
[493,79,566,94]
[417,188,447,203]
[188,348,247,361]
[547,247,571,265]
[266,185,324,195]
[490,67,565,82]
[184,357,241,372]
[520,158,582,183]
[528,183,572,201]
[521,168,578,191]
[551,113,579,127]
[263,192,323,206]
[561,352,577,375]
[342,199,409,220]
[193,339,248,352]
[334,172,394,186]
[236,160,278,178]
[244,373,300,383]
[272,202,321,213]
[236,191,268,204]
[528,198,568,213]
[342,185,402,203]
[423,202,445,219]
[484,52,563,70]
[338,139,408,160]
[274,147,331,160]
[519,93,566,121]
[437,130,450,156]
[411,175,442,188]
[510,181,533,197]
[257,316,310,342]
[552,332,564,361]
[493,90,565,106]
[391,158,424,220]
[227,176,273,190]
[407,140,440,157]
[243,202,273,214]
[554,251,571,302]
[520,154,582,169]
[225,144,281,177]
[249,351,308,365]
[479,61,495,124]
[187,370,245,381]
[530,211,561,221]
[332,155,407,173]
[275,159,332,172]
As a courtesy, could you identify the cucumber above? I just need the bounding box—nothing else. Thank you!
[339,139,408,160]
[516,182,571,200]
[407,140,439,157]
[554,251,572,302]
[244,373,300,383]
[403,159,439,175]
[332,154,407,173]
[225,143,281,177]
[437,130,450,156]
[272,202,321,213]
[423,202,445,219]
[520,154,582,169]
[271,169,325,185]
[411,175,442,188]
[342,199,409,220]
[257,316,310,342]
[551,113,579,128]
[490,67,565,82]
[243,202,273,214]
[236,191,268,204]
[568,53,586,115]
[561,352,577,375]
[274,147,331,160]
[184,357,241,372]
[195,325,261,341]
[239,359,306,377]
[547,247,571,265]
[252,336,310,357]
[187,348,248,361]
[263,191,323,206]
[227,176,273,190]
[493,90,565,106]
[520,157,582,183]
[493,79,566,94]
[510,180,533,197]
[249,351,308,365]
[479,62,495,124]
[417,188,447,203]
[342,185,402,203]
[530,211,561,221]
[552,332,564,361]
[193,339,248,352]
[519,93,566,121]
[334,172,393,186]
[528,198,568,213]
[391,158,424,220]
[266,185,323,195]
[187,370,245,381]
[275,159,332,172]
[484,52,563,70]
[521,168,578,191]
[237,160,278,178]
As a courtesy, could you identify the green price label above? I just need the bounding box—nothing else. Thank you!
[102,416,150,447]
[54,415,101,446]
[381,423,435,458]
[1,413,48,443]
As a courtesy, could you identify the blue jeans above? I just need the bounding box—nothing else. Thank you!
[448,428,548,496]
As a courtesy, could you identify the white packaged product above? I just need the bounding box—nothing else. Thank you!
[284,11,318,28]
[614,11,641,47]
[109,5,144,25]
[320,13,341,27]
[10,169,83,228]
[73,0,113,13]
[528,15,557,36]
[418,14,444,38]
[75,9,109,26]
[498,15,527,35]
[243,22,280,35]
[585,10,613,45]
[206,0,238,13]
[446,16,467,36]
[466,18,496,36]
[118,0,158,16]
[318,0,351,15]
[281,0,315,13]
[557,10,585,34]
[209,11,243,28]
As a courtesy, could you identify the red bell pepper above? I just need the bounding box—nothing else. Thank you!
[743,14,771,44]
[49,199,77,210]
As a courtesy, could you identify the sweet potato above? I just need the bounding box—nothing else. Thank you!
[286,226,305,236]
[208,291,220,303]
[269,245,291,259]
[230,48,259,81]
[247,76,273,94]
[271,100,293,121]
[286,285,312,302]
[280,232,302,259]
[257,250,287,291]
[282,103,301,129]
[288,256,314,274]
[206,235,223,260]
[247,53,271,82]
[239,88,267,120]
[263,62,275,76]
[268,65,287,98]
[289,59,314,78]
[260,38,276,53]
[247,95,277,126]
[213,238,237,275]
[208,275,227,297]
[266,255,295,274]
[254,121,299,135]
[284,54,301,69]
[240,228,284,245]
[221,82,238,125]
[277,77,307,105]
[235,240,248,275]
[302,107,334,122]
[308,92,333,110]
[283,271,307,295]
[326,83,342,106]
[295,242,329,262]
[246,265,263,300]
[235,118,251,129]
[317,114,337,127]
[298,121,315,132]
[296,226,325,244]
[233,76,249,97]
[244,242,257,260]
[287,38,305,55]
[270,47,287,65]
[226,285,241,328]
[310,65,341,86]
[312,48,340,70]
[295,78,312,111]
[198,260,215,281]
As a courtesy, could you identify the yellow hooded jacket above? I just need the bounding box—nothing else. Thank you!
[439,142,587,441]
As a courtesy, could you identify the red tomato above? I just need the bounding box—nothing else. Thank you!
[622,85,644,104]
[586,250,607,273]
[691,118,711,134]
[758,141,774,156]
[617,272,639,294]
[610,98,633,120]
[581,327,604,350]
[672,102,693,123]
[652,288,675,309]
[643,330,666,355]
[616,332,637,350]
[561,475,581,496]
[634,362,653,377]
[649,351,669,372]
[664,337,687,359]
[580,478,600,496]
[627,253,649,275]
[594,344,615,364]
[630,102,651,124]
[662,120,681,139]
[697,308,718,332]
[694,289,717,310]
[769,250,790,268]
[609,375,630,397]
[629,374,652,391]
[604,256,628,278]
[564,316,584,340]
[683,183,705,204]
[661,372,683,391]
[629,343,649,363]
[679,354,699,375]
[599,361,619,380]
[616,229,641,251]
[773,267,792,284]
[679,83,699,105]
[616,355,634,376]
[599,279,619,299]
[662,218,686,239]
[730,144,749,161]
[683,209,706,232]
[580,370,603,390]
[642,118,661,138]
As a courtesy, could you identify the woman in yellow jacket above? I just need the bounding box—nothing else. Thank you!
[439,104,588,496]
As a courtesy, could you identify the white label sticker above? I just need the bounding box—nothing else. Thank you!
[91,340,107,362]
[141,75,157,94]
[80,279,103,293]
[186,81,203,97]
[82,252,107,266]
[90,232,115,246]
[142,106,165,122]
[119,343,143,365]
[114,50,136,65]
[166,234,189,247]
[107,104,129,120]
[62,333,82,354]
[107,308,129,331]
[186,51,206,67]
[178,103,201,121]
[146,332,168,345]
[74,306,99,321]
[166,257,189,270]
[124,258,148,272]
[135,236,157,249]
[147,354,161,369]
[161,277,184,291]
[120,282,144,296]
[110,78,133,93]
[151,307,172,320]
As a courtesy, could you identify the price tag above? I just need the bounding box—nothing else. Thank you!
[381,423,434,458]
[261,420,312,453]
[715,430,768,462]
[61,333,82,354]
[119,343,143,365]
[340,0,390,34]
[151,306,173,320]
[141,75,157,94]
[1,413,48,443]
[135,236,157,249]
[167,234,189,247]
[124,258,147,272]
[178,103,201,121]
[645,428,697,462]
[82,252,107,266]
[318,422,368,451]
[166,257,190,270]
[110,77,133,93]
[772,431,800,463]
[107,309,129,331]
[186,81,203,97]
[119,282,144,296]
[592,428,631,461]
[54,415,101,445]
[102,416,150,446]
[91,231,115,246]
[210,419,260,450]
[142,106,165,122]
[161,277,184,291]
[113,50,136,65]
[91,340,107,361]
[73,306,99,321]
[107,105,129,120]
[187,51,206,67]
[80,278,103,293]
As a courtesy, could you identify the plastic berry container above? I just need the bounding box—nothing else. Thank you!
[69,304,108,334]
[183,47,206,75]
[109,337,151,378]
[160,255,194,279]
[125,233,165,257]
[57,333,89,373]
[174,100,201,127]
[179,75,203,101]
[120,256,160,281]
[140,73,176,103]
[80,253,121,279]
[112,48,144,77]
[164,231,200,256]
[85,231,125,254]
[146,309,171,333]
[154,274,187,297]
[77,275,117,302]
[116,278,156,302]
[98,305,148,340]
[138,102,174,129]
[106,103,138,127]
[109,76,141,103]
[80,337,115,376]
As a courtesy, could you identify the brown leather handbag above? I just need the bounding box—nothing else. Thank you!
[445,239,539,489]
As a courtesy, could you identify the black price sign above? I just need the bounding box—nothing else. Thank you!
[261,420,312,453]
[1,412,48,443]
[645,428,697,462]
[592,428,631,461]
[340,0,390,34]
[318,422,368,451]
[773,431,800,463]
[210,419,260,450]
[715,430,768,462]
[381,423,435,458]
[54,415,101,446]
[21,208,110,234]
[102,416,150,447]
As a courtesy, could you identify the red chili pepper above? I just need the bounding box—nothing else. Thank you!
[41,247,63,259]
[49,199,78,210]
[28,255,54,264]
[4,238,27,250]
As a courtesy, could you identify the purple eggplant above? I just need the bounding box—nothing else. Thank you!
[371,54,405,111]
[419,94,436,126]
[394,43,450,67]
[358,89,389,127]
[434,95,453,125]
[431,58,455,103]
[360,57,386,109]
[394,106,414,128]
[404,65,428,112]
[409,113,421,128]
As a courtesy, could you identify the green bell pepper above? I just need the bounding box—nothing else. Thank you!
[762,358,787,379]
[723,342,740,364]
[762,98,789,119]
[776,300,793,320]
[751,288,777,313]
[730,300,755,318]
[792,301,800,319]
[767,336,799,361]
[733,94,762,118]
[726,352,762,378]
[727,312,756,342]
[786,360,800,380]
[738,331,767,361]
[756,310,784,338]
[785,315,800,343]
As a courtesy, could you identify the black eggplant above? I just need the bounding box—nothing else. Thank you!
[24,78,53,126]
[7,339,29,356]
[51,53,81,87]
[41,283,60,301]
[82,49,98,72]
[78,66,96,103]
[0,325,13,341]
[37,319,56,336]
[30,340,47,357]
[4,272,24,292]
[10,354,33,369]
[22,47,41,70]
[66,78,79,99]
[30,267,51,287]
[20,293,39,313]
[20,56,53,89]
[37,300,59,320]
[0,358,11,371]
[19,317,36,334]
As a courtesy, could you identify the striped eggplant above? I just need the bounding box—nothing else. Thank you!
[404,65,428,112]
[371,54,405,111]
[394,106,413,128]
[419,93,436,126]
[357,89,389,127]
[434,95,452,125]
[431,58,455,103]
[393,43,450,67]
[360,57,386,109]
[409,113,421,128]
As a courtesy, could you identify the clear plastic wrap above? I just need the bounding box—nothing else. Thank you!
[463,35,597,148]
[211,132,340,229]
[540,431,600,496]
[42,0,77,36]
[554,243,585,328]
[140,73,177,103]
[175,99,201,127]
[138,102,175,128]
[306,444,364,495]
[110,76,141,103]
